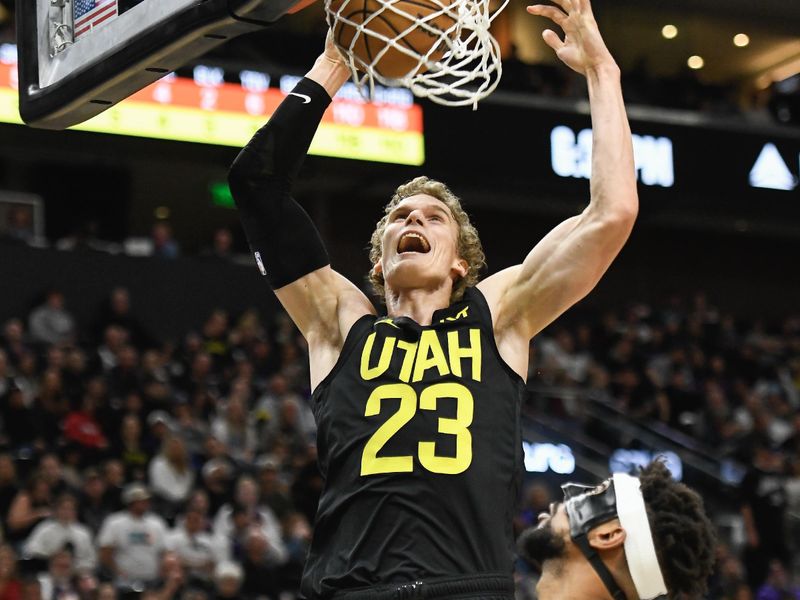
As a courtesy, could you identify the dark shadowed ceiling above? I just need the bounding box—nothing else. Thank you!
[270,0,800,89]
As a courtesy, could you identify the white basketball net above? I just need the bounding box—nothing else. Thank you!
[324,0,511,109]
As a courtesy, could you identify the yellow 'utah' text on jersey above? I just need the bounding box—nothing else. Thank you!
[300,286,525,599]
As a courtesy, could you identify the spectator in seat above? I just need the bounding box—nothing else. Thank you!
[755,558,800,600]
[11,351,38,408]
[62,393,109,466]
[170,397,208,461]
[199,227,235,262]
[210,395,257,465]
[6,473,52,547]
[150,221,180,260]
[740,442,791,591]
[77,468,111,537]
[255,456,292,521]
[107,345,140,400]
[112,413,150,483]
[148,434,195,517]
[94,325,127,374]
[37,454,71,498]
[36,545,79,600]
[97,483,167,589]
[22,493,96,572]
[27,289,76,347]
[1,319,32,370]
[212,561,243,600]
[165,505,222,586]
[144,411,174,456]
[199,458,233,518]
[239,529,280,600]
[212,475,286,566]
[0,386,42,453]
[143,551,189,600]
[101,460,126,513]
[92,287,155,350]
[279,511,313,593]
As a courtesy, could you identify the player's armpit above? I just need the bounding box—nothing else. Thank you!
[276,267,376,390]
[275,266,375,346]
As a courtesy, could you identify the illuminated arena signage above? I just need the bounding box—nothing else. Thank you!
[551,125,675,188]
[522,441,576,475]
[749,142,799,191]
[0,44,425,166]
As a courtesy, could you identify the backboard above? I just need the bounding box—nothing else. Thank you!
[17,0,307,129]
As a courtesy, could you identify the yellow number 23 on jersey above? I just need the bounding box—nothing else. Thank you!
[360,382,474,476]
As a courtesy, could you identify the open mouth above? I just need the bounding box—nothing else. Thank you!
[397,231,431,254]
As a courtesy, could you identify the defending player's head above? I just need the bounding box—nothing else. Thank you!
[519,460,717,600]
[369,176,486,303]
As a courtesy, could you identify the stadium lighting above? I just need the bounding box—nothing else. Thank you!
[734,34,750,48]
[688,55,705,70]
[661,25,678,39]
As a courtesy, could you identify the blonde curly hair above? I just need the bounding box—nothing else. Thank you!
[368,176,486,303]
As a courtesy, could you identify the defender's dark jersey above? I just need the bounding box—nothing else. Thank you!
[300,287,525,598]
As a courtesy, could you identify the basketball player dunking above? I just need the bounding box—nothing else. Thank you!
[227,0,715,598]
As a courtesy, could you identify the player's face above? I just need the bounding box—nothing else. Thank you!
[377,194,467,295]
[530,479,627,600]
[524,501,571,565]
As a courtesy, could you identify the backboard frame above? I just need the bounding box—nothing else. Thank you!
[17,0,304,130]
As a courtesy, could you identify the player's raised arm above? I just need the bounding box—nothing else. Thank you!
[227,34,375,386]
[479,0,637,358]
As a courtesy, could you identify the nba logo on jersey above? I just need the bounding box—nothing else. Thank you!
[74,0,119,39]
[254,252,267,276]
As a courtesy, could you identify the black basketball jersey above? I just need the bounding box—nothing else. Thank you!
[300,286,525,599]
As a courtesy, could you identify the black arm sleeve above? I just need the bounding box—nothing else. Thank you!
[227,77,332,289]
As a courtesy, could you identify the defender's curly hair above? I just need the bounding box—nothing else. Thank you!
[368,176,486,303]
[638,460,718,600]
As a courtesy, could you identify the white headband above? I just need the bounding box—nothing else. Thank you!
[613,473,668,600]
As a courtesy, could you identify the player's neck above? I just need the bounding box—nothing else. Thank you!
[537,563,617,600]
[385,285,452,326]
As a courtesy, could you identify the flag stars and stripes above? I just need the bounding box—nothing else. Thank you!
[74,0,118,39]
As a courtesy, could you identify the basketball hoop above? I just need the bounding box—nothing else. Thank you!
[324,0,511,109]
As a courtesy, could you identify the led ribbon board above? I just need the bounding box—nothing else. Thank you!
[0,48,425,165]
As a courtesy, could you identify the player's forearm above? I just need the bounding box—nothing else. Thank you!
[306,52,351,100]
[585,63,638,223]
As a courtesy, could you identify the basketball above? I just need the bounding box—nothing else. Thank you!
[328,0,457,79]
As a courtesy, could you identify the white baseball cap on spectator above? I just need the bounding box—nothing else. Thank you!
[146,410,174,430]
[122,482,151,504]
[255,454,279,471]
[214,560,243,583]
[201,458,232,481]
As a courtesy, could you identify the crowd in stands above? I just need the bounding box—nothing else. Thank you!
[0,274,798,598]
[527,292,800,598]
[0,283,323,599]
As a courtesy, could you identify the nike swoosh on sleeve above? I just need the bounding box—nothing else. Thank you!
[289,92,312,104]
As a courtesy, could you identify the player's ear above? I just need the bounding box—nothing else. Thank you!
[451,258,468,280]
[587,520,626,551]
[372,261,383,276]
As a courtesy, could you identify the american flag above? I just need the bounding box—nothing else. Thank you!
[73,0,118,39]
